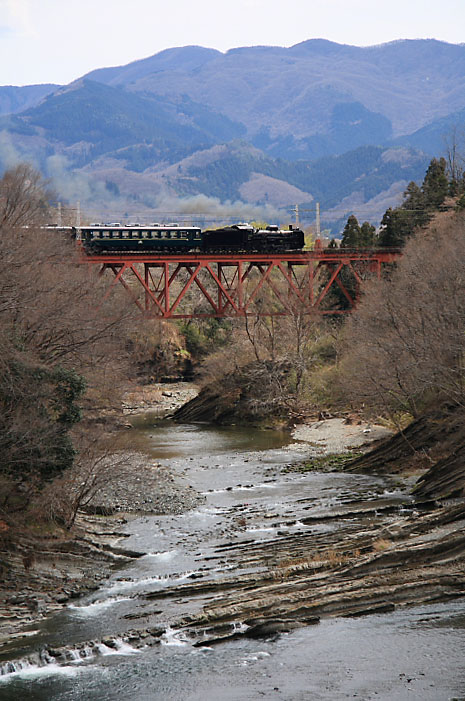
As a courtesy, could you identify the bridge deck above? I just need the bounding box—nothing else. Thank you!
[82,248,401,264]
[80,248,401,318]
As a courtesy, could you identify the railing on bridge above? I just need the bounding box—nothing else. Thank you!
[80,243,401,319]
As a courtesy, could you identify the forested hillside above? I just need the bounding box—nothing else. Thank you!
[85,39,465,150]
[0,39,463,229]
[0,84,58,116]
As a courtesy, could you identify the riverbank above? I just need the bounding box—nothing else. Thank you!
[170,497,465,647]
[0,453,204,646]
[292,417,393,454]
[143,417,464,647]
[0,420,464,699]
[122,381,199,418]
[0,383,202,645]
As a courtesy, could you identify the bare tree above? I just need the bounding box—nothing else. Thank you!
[0,165,134,507]
[197,268,336,418]
[38,435,130,528]
[339,208,465,422]
[443,125,465,185]
[0,164,53,230]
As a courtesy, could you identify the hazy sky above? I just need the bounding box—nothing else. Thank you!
[1,0,464,86]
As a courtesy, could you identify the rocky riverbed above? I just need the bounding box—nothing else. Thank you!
[169,498,465,647]
[2,397,465,681]
[0,464,204,647]
[100,417,464,650]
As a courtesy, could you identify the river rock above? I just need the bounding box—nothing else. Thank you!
[101,637,118,649]
[342,603,396,617]
[244,619,304,638]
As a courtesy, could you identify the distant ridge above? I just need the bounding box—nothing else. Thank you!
[0,39,461,230]
[85,45,221,86]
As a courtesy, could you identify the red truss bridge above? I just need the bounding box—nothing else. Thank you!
[81,245,402,319]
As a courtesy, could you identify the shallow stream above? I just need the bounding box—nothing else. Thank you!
[1,422,464,700]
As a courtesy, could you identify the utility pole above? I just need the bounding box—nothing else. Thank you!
[76,201,81,228]
[316,202,320,237]
[57,201,62,227]
[293,203,300,227]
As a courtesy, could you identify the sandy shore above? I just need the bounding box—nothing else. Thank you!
[292,417,393,454]
[122,381,199,418]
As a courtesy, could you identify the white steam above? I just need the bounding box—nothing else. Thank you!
[154,193,289,223]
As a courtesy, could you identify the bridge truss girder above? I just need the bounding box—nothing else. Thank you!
[84,251,400,318]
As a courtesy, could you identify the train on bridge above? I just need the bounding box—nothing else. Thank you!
[75,222,305,254]
[57,221,403,319]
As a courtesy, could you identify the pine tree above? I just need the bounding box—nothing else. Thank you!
[378,159,449,248]
[359,221,376,247]
[377,208,411,247]
[340,215,361,247]
[403,181,425,212]
[421,157,448,209]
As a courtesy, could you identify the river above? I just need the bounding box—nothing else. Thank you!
[1,421,464,700]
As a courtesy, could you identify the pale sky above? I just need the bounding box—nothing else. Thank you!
[0,0,464,86]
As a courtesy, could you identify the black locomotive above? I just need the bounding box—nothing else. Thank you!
[201,223,304,252]
[77,222,305,254]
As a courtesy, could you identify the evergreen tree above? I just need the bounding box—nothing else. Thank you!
[377,207,412,247]
[359,221,376,247]
[340,215,361,247]
[403,181,426,214]
[378,159,449,248]
[421,157,448,209]
[455,192,465,211]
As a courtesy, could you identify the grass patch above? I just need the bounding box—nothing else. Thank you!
[285,451,364,473]
[274,547,362,579]
[372,538,392,552]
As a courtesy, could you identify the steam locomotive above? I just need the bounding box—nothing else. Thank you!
[77,222,305,254]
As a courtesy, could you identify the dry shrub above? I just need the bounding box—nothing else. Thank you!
[197,329,253,388]
[304,363,341,407]
[276,556,312,570]
[314,548,350,565]
[127,319,189,380]
[197,311,339,418]
[37,435,129,527]
[275,548,360,579]
[338,209,465,420]
[375,413,413,431]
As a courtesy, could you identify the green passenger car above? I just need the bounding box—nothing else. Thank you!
[79,225,203,252]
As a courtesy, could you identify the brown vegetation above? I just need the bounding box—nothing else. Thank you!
[185,274,340,423]
[337,206,465,499]
[127,320,190,381]
[339,208,465,422]
[0,165,135,532]
[174,311,339,425]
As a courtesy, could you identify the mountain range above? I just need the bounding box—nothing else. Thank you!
[0,39,463,231]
